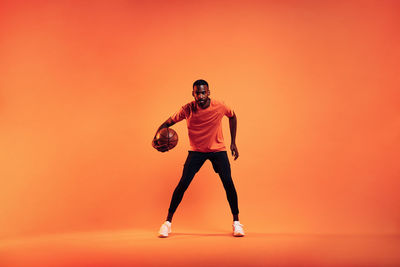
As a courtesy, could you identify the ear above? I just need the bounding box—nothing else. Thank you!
[192,90,194,97]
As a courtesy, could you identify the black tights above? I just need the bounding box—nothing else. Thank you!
[167,151,239,222]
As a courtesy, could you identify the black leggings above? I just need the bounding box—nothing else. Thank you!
[168,151,239,215]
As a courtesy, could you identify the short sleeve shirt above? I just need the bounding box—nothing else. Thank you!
[171,99,234,152]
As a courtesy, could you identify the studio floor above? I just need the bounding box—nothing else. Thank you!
[0,228,399,267]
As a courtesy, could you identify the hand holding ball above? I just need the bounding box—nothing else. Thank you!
[152,128,178,152]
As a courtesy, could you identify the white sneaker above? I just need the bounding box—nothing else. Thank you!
[158,221,171,238]
[232,221,245,237]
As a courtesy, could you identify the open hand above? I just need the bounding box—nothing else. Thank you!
[152,138,169,152]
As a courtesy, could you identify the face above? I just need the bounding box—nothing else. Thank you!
[192,84,210,107]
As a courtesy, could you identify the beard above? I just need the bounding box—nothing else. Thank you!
[196,98,210,109]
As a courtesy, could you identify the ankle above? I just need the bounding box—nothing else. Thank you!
[166,212,174,222]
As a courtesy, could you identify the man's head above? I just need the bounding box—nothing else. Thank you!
[192,79,210,108]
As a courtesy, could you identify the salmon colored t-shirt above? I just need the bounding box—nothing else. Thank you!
[171,98,234,152]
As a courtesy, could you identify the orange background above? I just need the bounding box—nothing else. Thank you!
[1,0,399,239]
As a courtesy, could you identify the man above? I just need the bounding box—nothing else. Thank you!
[153,79,244,237]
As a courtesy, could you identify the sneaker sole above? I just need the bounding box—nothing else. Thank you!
[233,233,245,237]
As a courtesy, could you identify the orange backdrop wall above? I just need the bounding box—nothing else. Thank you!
[1,0,399,239]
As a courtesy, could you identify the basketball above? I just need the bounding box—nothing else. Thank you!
[153,128,178,151]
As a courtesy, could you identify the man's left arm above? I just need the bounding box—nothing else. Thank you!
[229,112,239,160]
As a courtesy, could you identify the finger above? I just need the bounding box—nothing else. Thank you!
[154,144,168,149]
[155,146,168,152]
[158,146,169,152]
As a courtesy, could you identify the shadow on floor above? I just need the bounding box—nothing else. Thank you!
[170,232,233,237]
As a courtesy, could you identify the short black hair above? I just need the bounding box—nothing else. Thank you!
[193,79,209,89]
